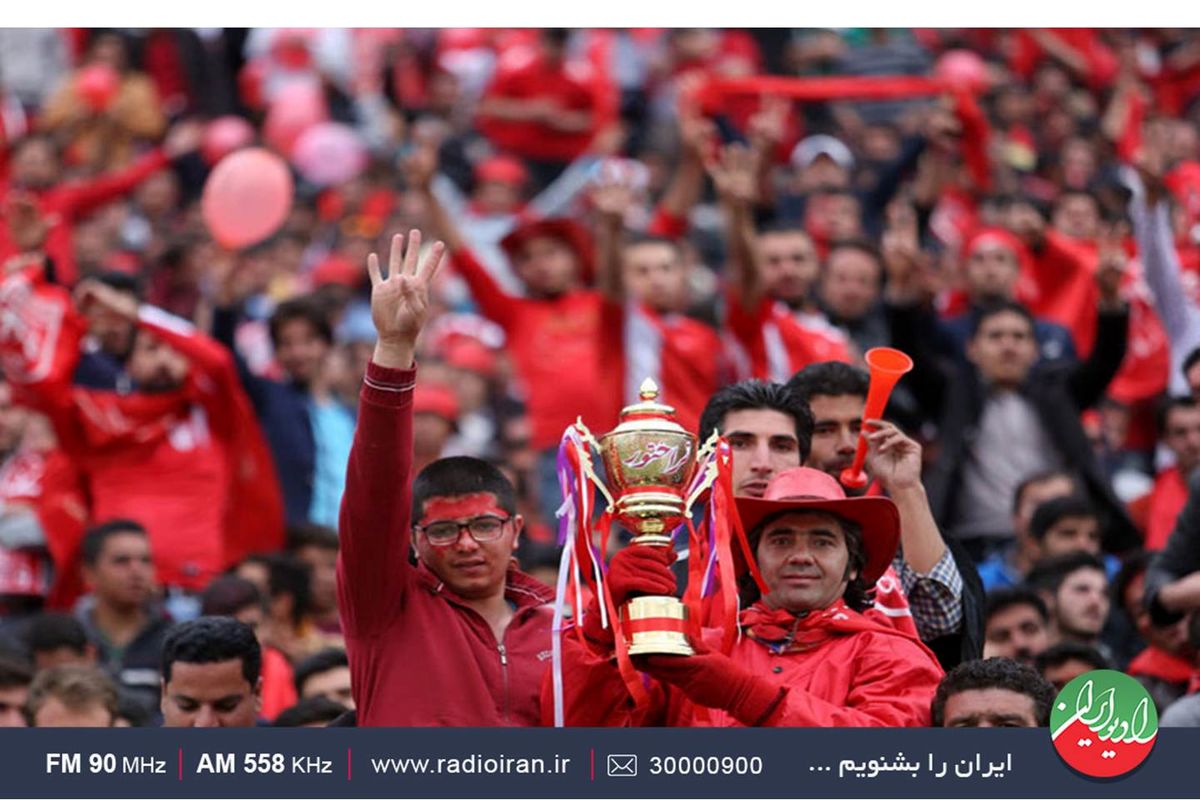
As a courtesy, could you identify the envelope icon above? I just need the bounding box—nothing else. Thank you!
[607,754,638,777]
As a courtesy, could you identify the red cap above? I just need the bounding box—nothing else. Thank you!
[500,217,595,282]
[734,467,900,585]
[443,338,497,378]
[311,255,362,289]
[413,383,460,424]
[964,227,1025,259]
[475,156,529,187]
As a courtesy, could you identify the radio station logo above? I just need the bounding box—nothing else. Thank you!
[1049,669,1157,778]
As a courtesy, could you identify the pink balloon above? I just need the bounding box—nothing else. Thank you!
[201,148,294,249]
[202,116,256,166]
[935,49,989,93]
[76,64,119,111]
[292,123,368,186]
[263,81,328,157]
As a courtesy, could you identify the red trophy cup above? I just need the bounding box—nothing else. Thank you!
[839,347,914,490]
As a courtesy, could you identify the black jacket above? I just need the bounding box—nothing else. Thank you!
[1145,467,1200,626]
[889,302,1140,554]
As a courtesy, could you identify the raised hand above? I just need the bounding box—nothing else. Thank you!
[367,229,446,369]
[861,419,923,493]
[706,143,758,206]
[74,278,138,321]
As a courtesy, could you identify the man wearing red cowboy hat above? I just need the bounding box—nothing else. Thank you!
[552,467,944,727]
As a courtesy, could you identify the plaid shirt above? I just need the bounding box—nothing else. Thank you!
[893,549,963,641]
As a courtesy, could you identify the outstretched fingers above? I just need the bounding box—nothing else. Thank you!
[403,229,422,276]
[417,241,447,286]
[388,232,404,279]
[366,252,382,287]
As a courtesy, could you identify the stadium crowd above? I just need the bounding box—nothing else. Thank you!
[1,27,1200,728]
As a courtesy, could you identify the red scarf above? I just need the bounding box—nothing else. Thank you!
[1127,646,1193,685]
[740,598,927,655]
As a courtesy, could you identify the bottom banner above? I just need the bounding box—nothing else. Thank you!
[5,727,1187,798]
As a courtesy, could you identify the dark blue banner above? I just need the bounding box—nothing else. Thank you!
[2,727,1192,798]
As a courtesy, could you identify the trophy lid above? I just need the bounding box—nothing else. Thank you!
[607,378,691,438]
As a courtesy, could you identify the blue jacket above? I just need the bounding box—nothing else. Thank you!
[213,306,315,525]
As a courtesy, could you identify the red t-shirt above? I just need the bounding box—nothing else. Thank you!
[623,303,734,435]
[725,292,853,382]
[478,49,607,163]
[453,247,623,450]
[1146,467,1188,551]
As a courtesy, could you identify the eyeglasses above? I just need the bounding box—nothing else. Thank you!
[415,515,511,546]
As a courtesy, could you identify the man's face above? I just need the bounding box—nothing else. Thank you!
[84,294,137,359]
[1014,475,1075,539]
[1186,361,1200,400]
[1039,515,1101,559]
[1055,568,1110,640]
[967,311,1038,387]
[805,394,863,480]
[293,545,337,617]
[821,249,881,322]
[721,409,802,498]
[84,532,155,611]
[0,686,27,728]
[0,686,25,729]
[757,231,820,306]
[126,332,188,393]
[11,139,59,189]
[301,666,354,709]
[1052,194,1100,240]
[274,318,330,386]
[473,180,522,216]
[161,659,261,728]
[984,603,1050,664]
[965,242,1020,304]
[413,493,521,600]
[1164,405,1200,476]
[32,698,112,728]
[941,689,1039,727]
[623,242,689,313]
[514,236,579,297]
[1042,658,1097,693]
[755,512,854,614]
[413,413,454,460]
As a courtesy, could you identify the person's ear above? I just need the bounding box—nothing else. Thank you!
[510,515,524,552]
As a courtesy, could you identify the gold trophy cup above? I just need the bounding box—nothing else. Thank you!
[590,378,702,656]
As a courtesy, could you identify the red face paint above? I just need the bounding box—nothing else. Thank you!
[418,493,506,528]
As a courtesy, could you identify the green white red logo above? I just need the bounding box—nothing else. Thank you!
[1050,669,1157,778]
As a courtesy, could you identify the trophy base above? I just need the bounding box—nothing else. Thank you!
[625,595,694,656]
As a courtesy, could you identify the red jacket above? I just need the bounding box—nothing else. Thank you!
[550,599,943,727]
[6,277,282,589]
[337,362,556,726]
[725,293,853,383]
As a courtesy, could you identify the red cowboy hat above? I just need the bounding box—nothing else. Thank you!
[734,467,899,585]
[499,217,595,282]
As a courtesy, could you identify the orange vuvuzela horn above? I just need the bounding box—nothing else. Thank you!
[839,348,914,490]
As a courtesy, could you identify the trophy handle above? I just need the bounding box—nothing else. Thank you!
[683,430,722,514]
[572,418,617,511]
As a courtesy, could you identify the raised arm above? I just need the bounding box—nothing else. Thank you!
[590,173,640,303]
[337,230,446,638]
[405,145,517,329]
[1066,248,1129,410]
[708,143,763,310]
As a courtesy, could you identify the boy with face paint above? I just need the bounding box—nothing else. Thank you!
[337,231,556,727]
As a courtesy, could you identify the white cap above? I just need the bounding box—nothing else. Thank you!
[790,134,855,171]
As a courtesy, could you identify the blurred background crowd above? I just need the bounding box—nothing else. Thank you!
[3,26,1200,727]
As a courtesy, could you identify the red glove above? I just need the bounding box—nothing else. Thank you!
[580,546,678,649]
[634,639,786,726]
